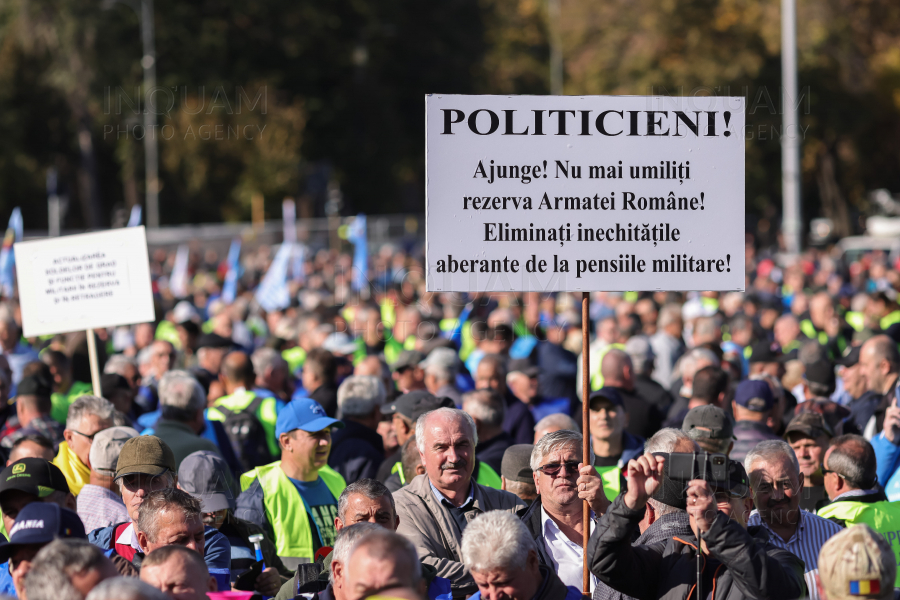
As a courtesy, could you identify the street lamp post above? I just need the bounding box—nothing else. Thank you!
[781,0,802,254]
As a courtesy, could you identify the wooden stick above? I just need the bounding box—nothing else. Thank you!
[582,291,591,598]
[86,328,101,396]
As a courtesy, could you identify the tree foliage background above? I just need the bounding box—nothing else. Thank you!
[0,0,898,235]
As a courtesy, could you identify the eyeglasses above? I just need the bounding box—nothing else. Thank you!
[71,430,97,442]
[536,460,580,476]
[821,468,843,479]
[120,472,172,492]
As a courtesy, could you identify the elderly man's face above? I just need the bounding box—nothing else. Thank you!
[470,552,541,600]
[341,548,413,600]
[749,455,803,528]
[840,364,868,400]
[419,415,475,493]
[141,554,216,600]
[533,446,580,510]
[786,433,829,479]
[336,492,398,531]
[119,472,175,522]
[65,413,113,468]
[139,510,206,556]
[151,341,176,377]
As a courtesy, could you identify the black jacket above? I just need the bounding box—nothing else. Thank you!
[589,496,807,600]
[475,431,513,475]
[328,419,385,484]
[520,496,555,568]
[634,374,675,415]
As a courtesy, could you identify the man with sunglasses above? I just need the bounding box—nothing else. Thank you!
[54,395,116,496]
[87,435,231,572]
[589,451,806,600]
[817,434,900,586]
[519,429,608,595]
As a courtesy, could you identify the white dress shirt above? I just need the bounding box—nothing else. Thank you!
[541,507,598,593]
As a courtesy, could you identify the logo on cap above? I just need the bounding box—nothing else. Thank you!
[11,464,25,475]
[310,404,325,417]
[9,519,44,537]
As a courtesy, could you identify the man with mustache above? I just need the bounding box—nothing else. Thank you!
[745,440,843,600]
[393,407,525,598]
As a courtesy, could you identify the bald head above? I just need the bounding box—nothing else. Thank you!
[221,351,255,389]
[860,335,900,395]
[600,349,633,388]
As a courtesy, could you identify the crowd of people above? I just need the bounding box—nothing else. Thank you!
[0,240,896,600]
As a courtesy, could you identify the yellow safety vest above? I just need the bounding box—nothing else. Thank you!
[282,347,306,375]
[208,390,280,458]
[818,499,900,587]
[881,311,900,331]
[240,462,346,562]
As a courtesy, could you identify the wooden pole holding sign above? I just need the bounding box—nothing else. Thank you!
[85,328,101,397]
[582,291,591,598]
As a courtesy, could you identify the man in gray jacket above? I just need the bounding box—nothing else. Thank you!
[393,407,525,599]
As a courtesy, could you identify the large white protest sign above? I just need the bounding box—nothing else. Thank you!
[16,227,155,337]
[425,95,745,292]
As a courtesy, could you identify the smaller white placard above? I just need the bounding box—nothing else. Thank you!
[16,227,155,337]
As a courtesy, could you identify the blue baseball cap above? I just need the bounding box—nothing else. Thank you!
[733,379,775,412]
[0,503,86,562]
[275,398,344,438]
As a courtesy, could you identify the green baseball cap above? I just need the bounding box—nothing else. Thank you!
[115,436,176,480]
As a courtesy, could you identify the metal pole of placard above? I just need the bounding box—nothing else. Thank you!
[581,291,590,598]
[85,329,101,396]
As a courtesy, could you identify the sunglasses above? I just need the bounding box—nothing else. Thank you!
[821,468,842,478]
[536,460,580,476]
[71,430,97,442]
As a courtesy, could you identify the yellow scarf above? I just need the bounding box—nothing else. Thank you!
[51,441,91,496]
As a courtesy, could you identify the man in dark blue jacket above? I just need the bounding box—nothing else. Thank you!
[328,376,386,483]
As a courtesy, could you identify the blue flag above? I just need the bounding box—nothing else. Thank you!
[255,243,292,312]
[169,244,190,299]
[444,303,473,346]
[221,238,241,304]
[0,208,23,298]
[348,214,368,292]
[127,205,142,227]
[291,243,306,283]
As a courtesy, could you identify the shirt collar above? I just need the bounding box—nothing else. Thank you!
[540,506,595,537]
[754,507,806,542]
[429,480,474,509]
[832,488,880,502]
[115,522,143,552]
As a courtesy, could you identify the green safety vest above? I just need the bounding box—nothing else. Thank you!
[440,318,476,361]
[207,390,280,458]
[50,381,94,425]
[282,347,306,375]
[240,462,346,561]
[799,319,847,355]
[590,343,625,391]
[594,465,622,501]
[846,311,866,333]
[380,299,397,331]
[881,311,900,331]
[155,320,182,349]
[390,459,502,489]
[818,499,900,587]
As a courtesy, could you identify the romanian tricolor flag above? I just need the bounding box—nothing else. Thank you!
[849,580,881,595]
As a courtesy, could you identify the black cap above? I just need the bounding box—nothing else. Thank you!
[16,374,52,398]
[836,346,861,367]
[501,444,534,483]
[508,358,540,378]
[589,388,624,410]
[380,390,455,422]
[682,405,734,440]
[392,350,425,372]
[0,458,70,500]
[784,411,835,440]
[100,373,130,397]
[748,341,784,364]
[804,359,836,390]
[197,333,232,350]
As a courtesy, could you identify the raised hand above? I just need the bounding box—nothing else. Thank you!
[623,453,665,510]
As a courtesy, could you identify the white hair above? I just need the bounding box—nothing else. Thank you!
[415,407,478,454]
[66,395,115,431]
[136,346,153,367]
[530,429,584,471]
[744,439,800,476]
[85,578,169,600]
[104,354,137,376]
[336,375,386,418]
[461,511,536,573]
[644,428,693,454]
[158,370,206,412]
[461,390,505,428]
[534,413,580,433]
[330,522,381,584]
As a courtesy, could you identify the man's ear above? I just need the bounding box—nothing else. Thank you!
[63,429,74,446]
[208,575,218,592]
[136,530,149,550]
[334,517,344,532]
[501,476,507,491]
[332,560,344,585]
[394,514,400,531]
[797,472,805,489]
[415,464,426,476]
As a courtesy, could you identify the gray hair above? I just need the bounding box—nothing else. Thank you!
[337,479,395,522]
[85,578,169,600]
[158,370,206,412]
[136,489,201,543]
[744,440,800,476]
[66,395,115,431]
[531,429,584,471]
[337,375,386,418]
[462,390,506,428]
[645,428,693,454]
[461,511,536,573]
[330,522,382,584]
[104,354,137,376]
[534,413,580,434]
[827,434,877,490]
[136,346,153,367]
[24,539,110,600]
[415,407,478,454]
[251,347,288,376]
[347,529,421,586]
[681,348,720,378]
[658,303,683,328]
